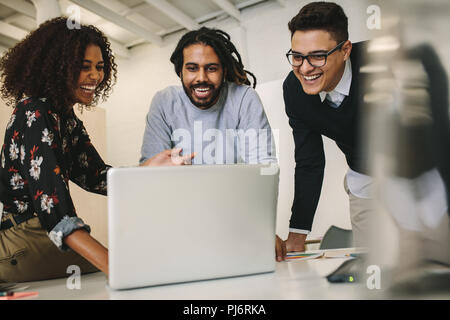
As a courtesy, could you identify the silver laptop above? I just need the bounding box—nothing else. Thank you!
[107,164,279,290]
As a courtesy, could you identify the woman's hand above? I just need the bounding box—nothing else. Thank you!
[140,148,196,167]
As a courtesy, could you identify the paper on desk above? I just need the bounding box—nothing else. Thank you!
[0,283,29,291]
[323,250,367,259]
[323,251,353,259]
[285,252,324,261]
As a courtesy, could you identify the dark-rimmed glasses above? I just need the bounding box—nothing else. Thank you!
[286,41,346,68]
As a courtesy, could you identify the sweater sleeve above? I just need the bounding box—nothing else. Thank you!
[237,87,277,164]
[140,92,173,164]
[283,76,325,231]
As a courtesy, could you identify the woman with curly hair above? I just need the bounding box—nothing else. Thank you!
[0,17,192,282]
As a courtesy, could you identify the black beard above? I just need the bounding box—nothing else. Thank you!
[182,79,225,110]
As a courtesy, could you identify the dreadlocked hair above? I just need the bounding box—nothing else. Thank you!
[170,27,257,88]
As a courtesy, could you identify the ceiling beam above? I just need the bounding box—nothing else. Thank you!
[144,0,200,31]
[31,0,61,25]
[275,0,286,7]
[109,39,131,59]
[0,0,36,18]
[238,0,268,8]
[119,2,150,16]
[125,0,267,48]
[0,16,130,59]
[94,0,163,31]
[0,21,28,40]
[3,12,34,25]
[211,0,241,21]
[0,0,130,58]
[69,0,163,46]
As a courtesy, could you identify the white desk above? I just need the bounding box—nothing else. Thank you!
[19,248,449,300]
[19,248,361,300]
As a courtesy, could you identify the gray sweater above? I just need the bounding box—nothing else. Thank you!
[140,82,277,165]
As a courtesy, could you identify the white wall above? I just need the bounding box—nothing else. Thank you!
[99,0,375,239]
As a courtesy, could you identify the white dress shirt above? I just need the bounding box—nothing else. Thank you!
[319,57,352,105]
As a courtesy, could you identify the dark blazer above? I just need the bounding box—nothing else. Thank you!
[283,41,369,231]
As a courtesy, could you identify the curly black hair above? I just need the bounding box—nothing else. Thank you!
[170,27,256,88]
[288,2,348,43]
[0,17,117,112]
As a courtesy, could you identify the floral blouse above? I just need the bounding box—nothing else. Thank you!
[1,97,111,250]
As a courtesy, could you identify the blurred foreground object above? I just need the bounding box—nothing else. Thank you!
[361,0,450,297]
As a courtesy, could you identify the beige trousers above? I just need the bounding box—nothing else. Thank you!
[343,177,374,248]
[0,213,98,283]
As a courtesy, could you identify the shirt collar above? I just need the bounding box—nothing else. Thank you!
[319,58,352,102]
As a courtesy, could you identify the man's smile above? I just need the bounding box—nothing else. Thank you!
[302,73,322,81]
[192,85,214,99]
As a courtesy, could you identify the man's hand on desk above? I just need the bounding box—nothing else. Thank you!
[275,233,307,261]
[286,232,306,253]
[140,148,196,167]
[275,235,287,262]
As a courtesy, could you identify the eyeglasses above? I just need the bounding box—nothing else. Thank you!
[286,41,346,68]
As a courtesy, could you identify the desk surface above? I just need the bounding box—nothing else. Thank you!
[18,248,450,300]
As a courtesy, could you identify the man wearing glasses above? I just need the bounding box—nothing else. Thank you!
[276,2,372,260]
